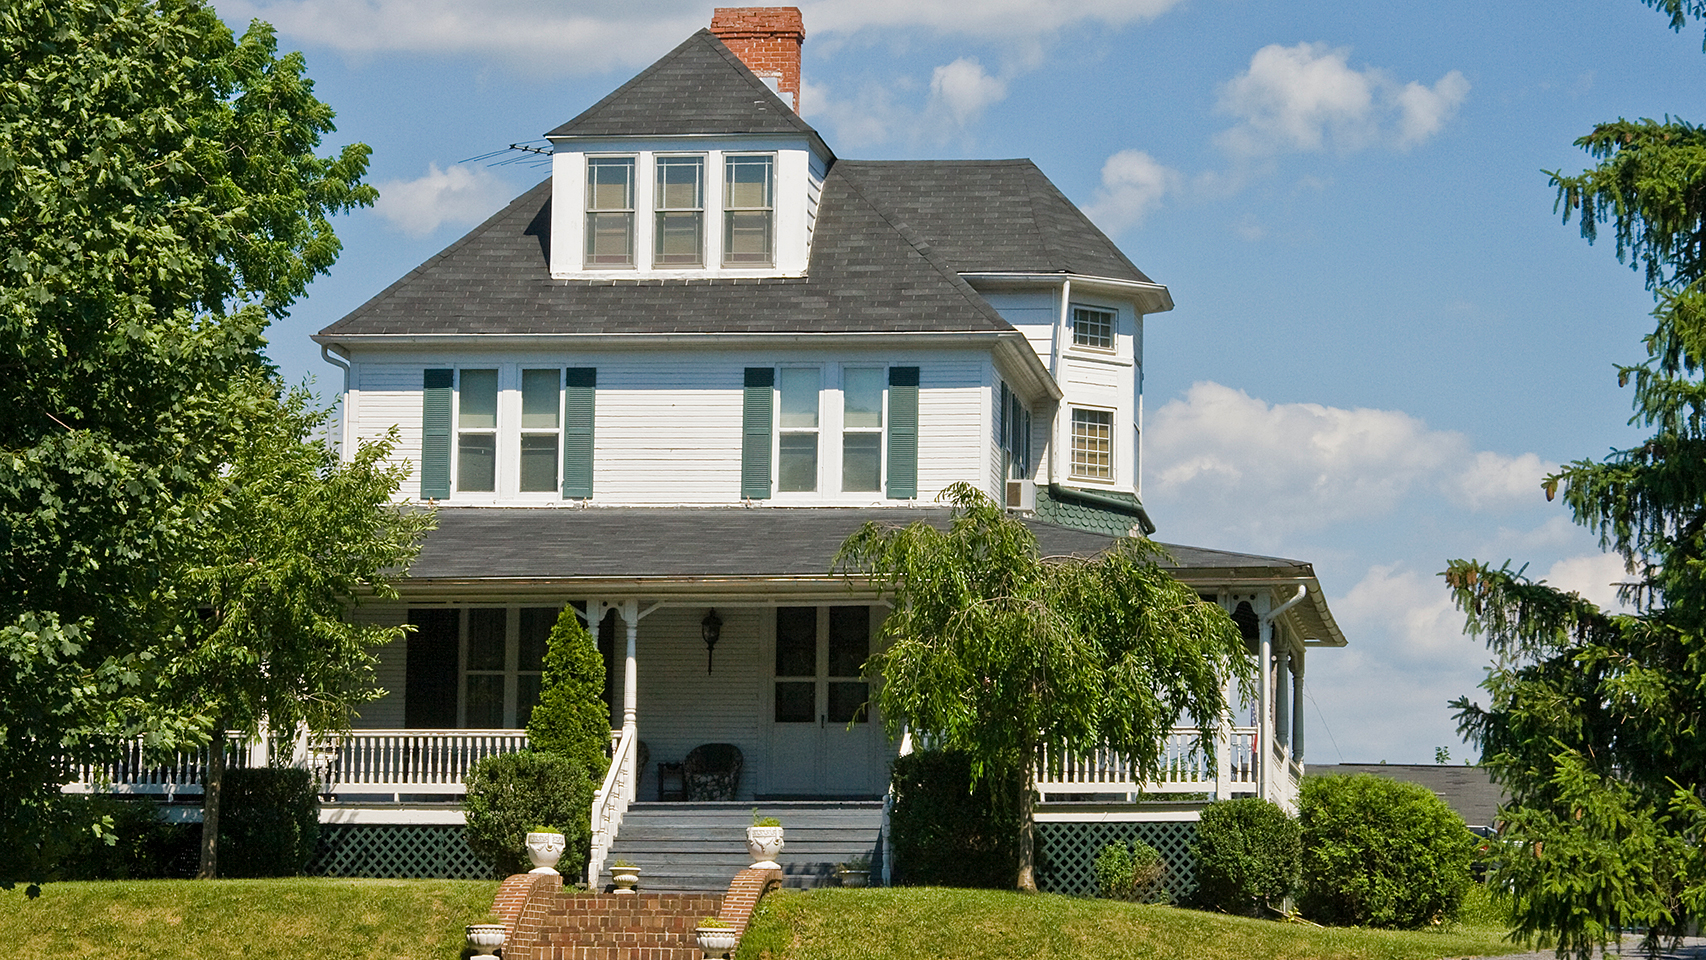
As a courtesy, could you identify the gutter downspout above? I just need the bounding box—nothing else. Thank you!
[1257,585,1308,801]
[320,343,352,456]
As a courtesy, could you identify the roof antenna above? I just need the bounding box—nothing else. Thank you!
[460,140,552,169]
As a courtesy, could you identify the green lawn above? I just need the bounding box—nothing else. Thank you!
[735,886,1531,960]
[0,877,498,960]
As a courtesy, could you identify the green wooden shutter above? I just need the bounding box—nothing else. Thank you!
[562,368,596,499]
[887,366,919,500]
[742,367,774,500]
[420,369,453,500]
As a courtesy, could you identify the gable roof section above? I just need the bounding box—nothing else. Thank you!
[316,165,1014,339]
[837,160,1151,283]
[547,29,820,144]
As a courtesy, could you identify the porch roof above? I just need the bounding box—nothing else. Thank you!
[404,507,1343,645]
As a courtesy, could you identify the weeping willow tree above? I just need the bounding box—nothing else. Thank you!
[1444,3,1706,955]
[835,484,1249,892]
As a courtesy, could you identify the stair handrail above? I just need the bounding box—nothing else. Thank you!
[588,725,637,886]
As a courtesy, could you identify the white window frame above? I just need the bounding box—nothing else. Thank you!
[723,153,776,267]
[458,606,554,729]
[839,366,887,494]
[653,153,706,267]
[585,154,637,269]
[1070,304,1117,352]
[454,367,500,496]
[774,364,822,495]
[517,368,563,497]
[1069,405,1116,482]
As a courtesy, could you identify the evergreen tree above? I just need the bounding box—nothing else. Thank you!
[527,608,611,782]
[1446,3,1706,954]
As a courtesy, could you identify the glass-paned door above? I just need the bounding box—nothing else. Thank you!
[767,606,882,796]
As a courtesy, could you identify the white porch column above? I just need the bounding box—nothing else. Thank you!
[1292,652,1306,763]
[1257,620,1272,801]
[1275,648,1292,751]
[617,599,639,731]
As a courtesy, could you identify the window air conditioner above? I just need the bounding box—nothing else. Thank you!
[1005,478,1036,512]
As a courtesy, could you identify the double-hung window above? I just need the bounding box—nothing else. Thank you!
[999,382,1032,481]
[724,154,774,266]
[586,156,636,267]
[1070,407,1114,480]
[410,607,551,729]
[519,369,561,493]
[777,367,820,492]
[841,367,884,492]
[1072,306,1116,350]
[655,156,704,266]
[457,369,498,493]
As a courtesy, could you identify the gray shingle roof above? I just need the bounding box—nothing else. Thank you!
[547,29,819,142]
[316,165,1014,338]
[836,160,1151,283]
[404,506,1310,582]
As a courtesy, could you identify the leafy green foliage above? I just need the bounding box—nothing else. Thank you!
[1191,798,1300,917]
[0,0,376,893]
[1297,775,1474,928]
[217,768,319,878]
[526,608,611,782]
[887,750,1020,889]
[1093,839,1166,903]
[1445,11,1706,956]
[7,795,197,882]
[463,752,593,878]
[837,484,1249,890]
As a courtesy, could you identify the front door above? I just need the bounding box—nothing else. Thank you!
[767,605,882,796]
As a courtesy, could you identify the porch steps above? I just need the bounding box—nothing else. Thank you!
[603,800,884,891]
[508,888,722,960]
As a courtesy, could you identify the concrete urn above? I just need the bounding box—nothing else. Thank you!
[745,825,784,869]
[525,831,566,874]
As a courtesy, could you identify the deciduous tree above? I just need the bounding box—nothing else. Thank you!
[836,484,1249,891]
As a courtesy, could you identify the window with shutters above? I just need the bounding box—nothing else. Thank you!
[999,381,1032,482]
[456,369,499,493]
[408,606,553,729]
[840,367,883,492]
[742,364,918,501]
[518,369,561,493]
[777,366,820,493]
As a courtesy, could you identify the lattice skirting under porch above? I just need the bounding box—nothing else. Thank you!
[310,824,492,879]
[1035,820,1198,900]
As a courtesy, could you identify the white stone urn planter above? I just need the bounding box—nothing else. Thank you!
[837,867,870,888]
[465,923,505,957]
[611,862,641,894]
[745,825,784,869]
[696,924,739,958]
[525,830,566,874]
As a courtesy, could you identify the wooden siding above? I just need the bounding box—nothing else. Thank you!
[635,606,764,801]
[344,350,988,507]
[979,289,1056,367]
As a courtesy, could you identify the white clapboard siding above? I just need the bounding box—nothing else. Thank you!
[350,602,409,729]
[593,360,746,504]
[978,289,1056,367]
[635,606,764,801]
[987,373,1005,494]
[916,360,987,500]
[350,364,425,493]
[806,151,827,249]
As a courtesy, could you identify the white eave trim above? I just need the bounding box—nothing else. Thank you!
[1169,574,1348,648]
[312,330,1014,349]
[960,272,1175,314]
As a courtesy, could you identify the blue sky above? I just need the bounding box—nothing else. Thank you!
[216,0,1706,764]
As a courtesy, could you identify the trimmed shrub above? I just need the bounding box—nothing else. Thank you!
[219,767,320,877]
[527,607,611,782]
[1192,797,1300,916]
[20,794,199,881]
[464,750,593,877]
[1094,838,1168,903]
[1298,774,1476,928]
[887,750,1020,888]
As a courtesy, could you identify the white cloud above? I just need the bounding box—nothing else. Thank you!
[929,58,1008,126]
[1541,552,1633,611]
[1215,42,1468,157]
[373,164,515,238]
[1336,564,1477,665]
[1145,382,1555,544]
[219,0,1185,72]
[1083,150,1181,234]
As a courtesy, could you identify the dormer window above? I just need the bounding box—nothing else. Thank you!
[586,156,636,267]
[655,156,705,266]
[724,154,774,266]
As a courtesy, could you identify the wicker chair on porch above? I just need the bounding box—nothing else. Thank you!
[682,743,743,801]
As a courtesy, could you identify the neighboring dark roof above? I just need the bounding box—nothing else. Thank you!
[404,506,1309,582]
[547,29,819,143]
[1307,764,1507,829]
[837,160,1151,283]
[317,166,1013,339]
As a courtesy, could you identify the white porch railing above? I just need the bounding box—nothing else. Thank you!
[64,729,532,800]
[1034,726,1263,802]
[587,726,638,886]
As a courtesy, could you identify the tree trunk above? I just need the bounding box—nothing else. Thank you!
[198,725,226,879]
[1017,746,1038,892]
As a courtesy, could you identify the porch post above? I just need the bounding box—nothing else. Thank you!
[618,600,639,731]
[1275,648,1291,751]
[1257,619,1272,801]
[1292,652,1306,763]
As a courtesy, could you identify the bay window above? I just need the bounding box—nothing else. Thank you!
[1070,407,1114,480]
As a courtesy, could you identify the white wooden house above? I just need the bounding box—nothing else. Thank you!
[75,8,1345,890]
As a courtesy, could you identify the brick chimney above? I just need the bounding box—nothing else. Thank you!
[710,7,804,113]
